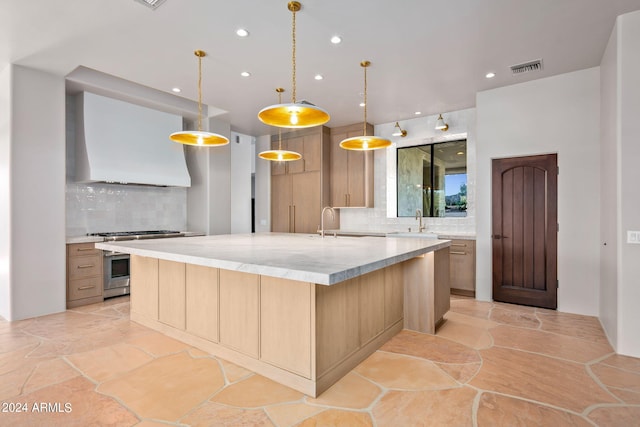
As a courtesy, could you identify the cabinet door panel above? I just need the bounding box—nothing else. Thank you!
[292,171,321,234]
[286,136,305,174]
[330,132,349,207]
[131,256,159,320]
[219,270,260,358]
[186,264,219,342]
[158,260,186,330]
[271,174,292,232]
[303,133,322,172]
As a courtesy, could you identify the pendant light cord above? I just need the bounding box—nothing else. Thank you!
[197,52,203,132]
[291,6,297,104]
[278,89,283,150]
[363,64,367,136]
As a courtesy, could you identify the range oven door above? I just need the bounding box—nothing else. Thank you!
[103,252,130,298]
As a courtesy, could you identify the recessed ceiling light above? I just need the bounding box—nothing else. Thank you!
[359,102,366,107]
[314,74,323,80]
[236,28,249,37]
[330,35,342,44]
[172,87,181,93]
[240,71,251,77]
[457,151,465,155]
[485,72,496,79]
[414,111,422,115]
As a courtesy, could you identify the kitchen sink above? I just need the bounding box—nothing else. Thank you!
[386,232,440,239]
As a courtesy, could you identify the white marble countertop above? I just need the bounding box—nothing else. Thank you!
[95,232,450,285]
[66,231,205,245]
[325,229,476,241]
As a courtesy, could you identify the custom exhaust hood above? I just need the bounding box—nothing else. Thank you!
[75,91,191,187]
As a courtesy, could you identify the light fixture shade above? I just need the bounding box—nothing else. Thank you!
[258,149,302,161]
[435,114,449,131]
[258,102,330,129]
[340,135,392,151]
[170,130,229,146]
[392,122,407,137]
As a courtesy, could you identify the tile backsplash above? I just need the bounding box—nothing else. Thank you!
[66,183,187,236]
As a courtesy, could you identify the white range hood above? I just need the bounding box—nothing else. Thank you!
[75,91,191,187]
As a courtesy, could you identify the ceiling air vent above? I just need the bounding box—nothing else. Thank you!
[133,0,167,10]
[510,59,543,75]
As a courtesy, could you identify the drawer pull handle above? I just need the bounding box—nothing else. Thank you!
[451,243,466,247]
[77,285,96,290]
[77,248,94,251]
[77,264,94,269]
[450,251,467,255]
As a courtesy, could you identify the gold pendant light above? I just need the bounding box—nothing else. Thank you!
[170,50,229,146]
[340,61,392,151]
[258,1,330,129]
[259,88,302,161]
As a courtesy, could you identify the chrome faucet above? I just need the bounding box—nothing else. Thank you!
[320,206,336,238]
[415,208,426,232]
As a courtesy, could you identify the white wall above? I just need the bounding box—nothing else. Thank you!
[254,135,271,233]
[186,117,231,235]
[8,65,66,320]
[0,65,11,320]
[230,131,253,234]
[599,15,620,349]
[617,10,640,357]
[476,68,601,316]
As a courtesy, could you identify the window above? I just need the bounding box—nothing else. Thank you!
[397,140,467,217]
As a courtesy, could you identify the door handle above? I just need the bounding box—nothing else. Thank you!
[492,234,508,239]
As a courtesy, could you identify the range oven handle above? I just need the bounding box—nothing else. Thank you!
[104,251,129,258]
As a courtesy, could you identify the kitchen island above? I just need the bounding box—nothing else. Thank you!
[96,233,450,397]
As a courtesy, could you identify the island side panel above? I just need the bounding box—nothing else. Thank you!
[359,268,385,345]
[186,264,219,343]
[434,248,451,325]
[219,270,260,358]
[384,263,404,328]
[158,259,186,330]
[260,276,313,379]
[131,255,158,321]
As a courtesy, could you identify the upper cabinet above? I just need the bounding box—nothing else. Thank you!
[329,123,374,208]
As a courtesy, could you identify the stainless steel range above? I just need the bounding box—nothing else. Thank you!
[88,230,185,298]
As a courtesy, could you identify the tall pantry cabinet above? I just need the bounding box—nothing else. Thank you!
[270,126,337,233]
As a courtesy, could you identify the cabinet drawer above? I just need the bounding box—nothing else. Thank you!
[68,254,102,279]
[68,276,103,301]
[68,243,101,257]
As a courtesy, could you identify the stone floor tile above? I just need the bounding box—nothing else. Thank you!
[489,307,541,328]
[265,402,324,427]
[66,342,154,383]
[294,409,373,427]
[180,402,274,427]
[435,362,482,383]
[443,310,499,330]
[607,387,640,404]
[588,406,640,427]
[477,392,591,426]
[210,374,302,408]
[187,347,211,358]
[470,347,617,412]
[0,364,34,400]
[600,354,640,373]
[0,330,41,354]
[490,325,614,363]
[537,310,610,344]
[493,301,537,313]
[0,376,138,426]
[436,317,494,349]
[0,344,42,375]
[372,387,477,426]
[306,372,381,409]
[98,352,224,421]
[218,358,253,383]
[449,299,493,319]
[134,421,174,427]
[23,358,80,394]
[591,363,640,392]
[354,351,458,390]
[125,332,193,357]
[380,329,481,364]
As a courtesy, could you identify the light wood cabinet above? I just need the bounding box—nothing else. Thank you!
[158,260,186,330]
[329,123,374,208]
[186,264,219,342]
[449,239,476,297]
[219,270,260,358]
[66,242,103,308]
[271,126,336,233]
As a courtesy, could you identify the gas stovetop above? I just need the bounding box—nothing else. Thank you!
[88,230,185,241]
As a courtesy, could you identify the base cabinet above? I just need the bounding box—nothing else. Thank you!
[449,239,476,297]
[66,243,103,308]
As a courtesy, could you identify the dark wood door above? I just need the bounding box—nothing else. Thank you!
[492,154,557,309]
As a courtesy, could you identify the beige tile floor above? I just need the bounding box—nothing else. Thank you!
[1,295,639,426]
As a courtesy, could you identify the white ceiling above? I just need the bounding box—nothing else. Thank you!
[2,0,639,136]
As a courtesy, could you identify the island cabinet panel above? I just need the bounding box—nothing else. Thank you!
[260,276,313,378]
[359,269,385,346]
[292,171,321,234]
[449,239,476,296]
[434,248,451,324]
[131,255,159,320]
[271,174,292,233]
[384,263,404,328]
[185,264,219,342]
[158,260,186,330]
[219,270,260,358]
[315,277,360,376]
